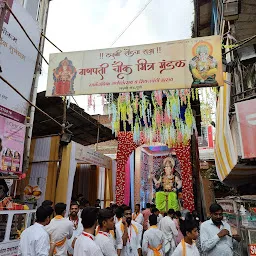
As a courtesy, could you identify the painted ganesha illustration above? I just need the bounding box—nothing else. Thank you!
[52,57,77,96]
[152,155,182,212]
[189,41,218,86]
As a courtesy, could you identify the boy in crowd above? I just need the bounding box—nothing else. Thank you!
[172,220,200,256]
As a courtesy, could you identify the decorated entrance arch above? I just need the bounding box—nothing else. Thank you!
[45,35,222,213]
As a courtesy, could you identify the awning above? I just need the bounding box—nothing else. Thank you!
[214,73,238,181]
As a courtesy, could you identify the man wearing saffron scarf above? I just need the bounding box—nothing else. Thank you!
[158,208,178,255]
[45,203,73,256]
[74,207,103,256]
[132,204,144,226]
[95,209,117,256]
[142,214,165,256]
[18,206,55,256]
[67,202,83,256]
[116,206,142,256]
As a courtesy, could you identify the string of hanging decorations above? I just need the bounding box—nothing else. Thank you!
[87,88,217,146]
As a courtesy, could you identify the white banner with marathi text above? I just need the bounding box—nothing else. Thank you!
[46,35,223,96]
[0,0,40,123]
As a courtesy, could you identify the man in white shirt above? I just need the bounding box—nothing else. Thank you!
[200,203,241,256]
[45,202,73,256]
[67,202,83,256]
[18,206,55,256]
[132,204,144,226]
[116,206,142,256]
[114,206,124,224]
[159,208,178,255]
[95,209,117,256]
[172,220,200,256]
[151,207,163,227]
[74,207,103,256]
[142,214,165,256]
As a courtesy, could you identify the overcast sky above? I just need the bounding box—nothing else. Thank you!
[39,0,194,114]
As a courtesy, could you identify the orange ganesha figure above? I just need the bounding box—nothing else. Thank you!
[53,57,77,96]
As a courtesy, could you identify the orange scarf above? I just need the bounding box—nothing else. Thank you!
[132,212,140,220]
[120,223,138,235]
[95,225,115,238]
[148,244,162,256]
[148,225,162,256]
[181,239,195,256]
[52,215,66,255]
[181,239,186,256]
[53,237,66,255]
[54,215,64,220]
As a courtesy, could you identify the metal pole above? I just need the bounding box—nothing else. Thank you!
[0,1,7,72]
[0,1,6,36]
[23,0,51,175]
[62,96,67,134]
[95,114,100,151]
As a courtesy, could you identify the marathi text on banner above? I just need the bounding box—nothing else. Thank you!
[46,35,223,96]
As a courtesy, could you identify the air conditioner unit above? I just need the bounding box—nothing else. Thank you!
[223,0,239,20]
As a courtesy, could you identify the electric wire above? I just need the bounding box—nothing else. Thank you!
[5,3,49,64]
[110,0,153,46]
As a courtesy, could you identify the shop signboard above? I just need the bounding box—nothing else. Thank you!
[249,244,256,256]
[0,0,40,123]
[235,98,256,159]
[75,143,112,169]
[0,115,26,174]
[46,35,223,96]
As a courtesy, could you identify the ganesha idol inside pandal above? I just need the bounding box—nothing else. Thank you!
[151,150,183,213]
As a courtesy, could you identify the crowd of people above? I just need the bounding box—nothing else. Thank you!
[17,196,241,256]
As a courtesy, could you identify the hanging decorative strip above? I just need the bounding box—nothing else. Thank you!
[88,88,217,142]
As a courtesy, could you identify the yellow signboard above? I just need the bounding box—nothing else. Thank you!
[46,35,223,96]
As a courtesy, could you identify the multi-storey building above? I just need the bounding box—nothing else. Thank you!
[193,0,256,193]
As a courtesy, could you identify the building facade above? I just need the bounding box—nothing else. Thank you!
[193,0,256,192]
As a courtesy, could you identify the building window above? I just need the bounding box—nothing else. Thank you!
[0,214,8,242]
[9,213,26,240]
[24,0,40,21]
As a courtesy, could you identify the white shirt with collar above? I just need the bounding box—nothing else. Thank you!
[200,219,235,256]
[132,212,144,225]
[18,222,50,256]
[172,241,200,256]
[67,217,83,255]
[74,232,104,256]
[45,216,73,256]
[142,225,165,256]
[116,220,141,256]
[95,231,117,256]
[158,216,178,255]
[157,214,163,227]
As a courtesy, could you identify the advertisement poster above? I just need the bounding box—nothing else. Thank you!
[235,98,256,159]
[46,35,223,96]
[0,115,26,174]
[0,0,40,123]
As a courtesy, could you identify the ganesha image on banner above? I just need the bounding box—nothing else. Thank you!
[52,57,77,96]
[189,41,218,86]
[151,154,182,212]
